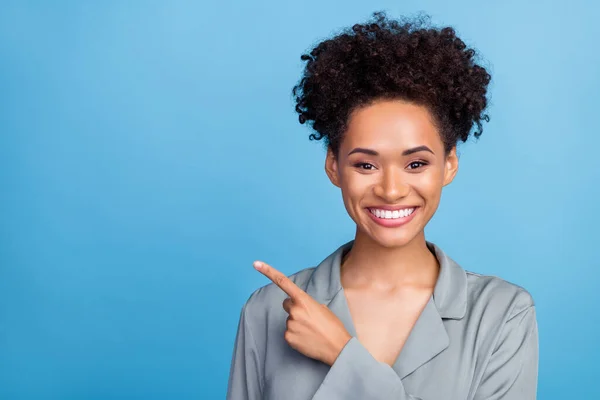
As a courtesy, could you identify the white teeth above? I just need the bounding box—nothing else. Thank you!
[369,207,415,219]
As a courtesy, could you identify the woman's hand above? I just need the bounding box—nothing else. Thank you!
[253,260,352,366]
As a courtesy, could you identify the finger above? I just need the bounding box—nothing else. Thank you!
[285,316,298,332]
[253,261,306,300]
[282,297,292,313]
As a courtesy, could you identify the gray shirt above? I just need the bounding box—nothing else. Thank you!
[226,240,538,399]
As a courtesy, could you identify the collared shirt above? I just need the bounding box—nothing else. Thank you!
[226,241,539,399]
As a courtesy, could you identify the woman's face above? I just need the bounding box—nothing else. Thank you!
[325,99,459,249]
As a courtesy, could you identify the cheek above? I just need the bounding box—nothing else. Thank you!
[338,173,373,215]
[410,170,444,199]
[341,173,372,201]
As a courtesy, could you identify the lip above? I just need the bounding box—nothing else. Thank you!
[365,206,419,228]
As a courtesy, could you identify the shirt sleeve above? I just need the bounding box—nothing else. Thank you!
[311,306,539,400]
[226,303,263,400]
[311,336,423,400]
[473,305,539,400]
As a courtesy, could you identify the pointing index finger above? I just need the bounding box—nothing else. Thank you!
[254,261,306,300]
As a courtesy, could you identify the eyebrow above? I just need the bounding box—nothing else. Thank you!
[347,145,434,157]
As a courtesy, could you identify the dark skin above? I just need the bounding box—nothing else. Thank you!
[254,99,459,366]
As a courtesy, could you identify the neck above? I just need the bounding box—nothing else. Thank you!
[340,228,440,291]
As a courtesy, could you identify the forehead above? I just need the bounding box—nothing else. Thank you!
[342,100,443,152]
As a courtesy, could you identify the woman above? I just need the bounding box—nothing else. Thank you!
[226,12,538,400]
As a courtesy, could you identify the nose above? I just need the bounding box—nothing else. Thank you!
[373,167,410,202]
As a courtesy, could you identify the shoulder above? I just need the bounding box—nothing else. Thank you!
[458,269,538,364]
[464,270,535,320]
[463,270,539,376]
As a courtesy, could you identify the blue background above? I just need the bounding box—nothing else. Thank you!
[1,1,598,398]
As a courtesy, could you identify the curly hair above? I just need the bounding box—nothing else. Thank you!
[292,11,491,156]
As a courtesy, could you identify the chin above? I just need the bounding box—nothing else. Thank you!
[354,225,418,249]
[373,232,418,249]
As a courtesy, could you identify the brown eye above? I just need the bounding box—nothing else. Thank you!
[354,162,375,170]
[407,161,427,170]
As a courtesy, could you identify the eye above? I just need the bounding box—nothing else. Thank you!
[407,161,428,170]
[353,162,376,170]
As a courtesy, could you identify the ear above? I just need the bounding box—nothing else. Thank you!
[443,147,459,186]
[325,146,341,188]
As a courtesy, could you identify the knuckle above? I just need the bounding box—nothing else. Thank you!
[286,316,297,330]
[297,300,309,311]
[275,274,286,286]
[289,308,300,319]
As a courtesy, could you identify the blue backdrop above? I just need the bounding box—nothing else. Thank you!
[1,1,598,399]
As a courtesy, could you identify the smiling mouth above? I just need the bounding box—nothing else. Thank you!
[367,207,417,219]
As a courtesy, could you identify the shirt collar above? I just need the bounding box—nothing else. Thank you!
[305,239,467,320]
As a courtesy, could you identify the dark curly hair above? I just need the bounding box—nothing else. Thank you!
[292,11,491,156]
